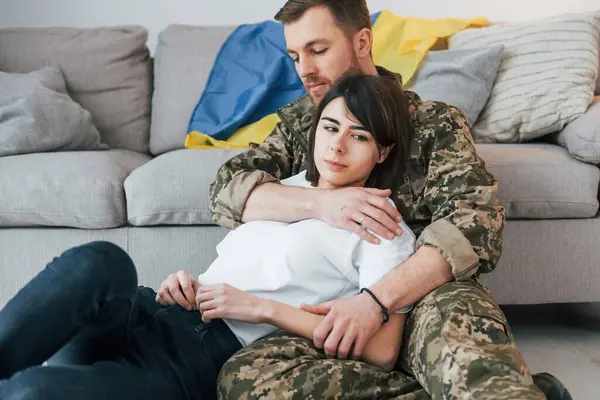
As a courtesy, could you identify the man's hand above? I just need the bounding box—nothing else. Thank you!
[196,283,269,324]
[301,292,383,360]
[156,270,200,311]
[316,187,403,245]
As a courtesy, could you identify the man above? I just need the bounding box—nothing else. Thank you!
[209,1,571,399]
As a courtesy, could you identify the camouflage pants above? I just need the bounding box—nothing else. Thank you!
[217,279,545,399]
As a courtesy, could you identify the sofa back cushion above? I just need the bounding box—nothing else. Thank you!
[406,45,504,126]
[450,12,599,143]
[596,49,600,95]
[0,26,152,154]
[151,24,236,155]
[551,96,600,164]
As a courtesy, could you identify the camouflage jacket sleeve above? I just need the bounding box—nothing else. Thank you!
[417,105,506,279]
[209,122,296,230]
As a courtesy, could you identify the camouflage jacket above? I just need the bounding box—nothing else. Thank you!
[209,69,506,279]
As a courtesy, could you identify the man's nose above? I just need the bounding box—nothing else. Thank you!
[298,58,317,79]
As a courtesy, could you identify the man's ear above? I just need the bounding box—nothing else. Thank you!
[355,28,373,59]
[378,144,395,163]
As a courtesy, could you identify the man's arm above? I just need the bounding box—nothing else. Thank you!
[209,122,297,229]
[242,183,317,223]
[371,245,452,312]
[305,244,453,360]
[266,301,404,372]
[371,105,506,309]
[209,122,402,242]
[414,105,506,278]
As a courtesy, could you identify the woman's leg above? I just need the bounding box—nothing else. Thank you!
[0,358,181,400]
[0,241,139,378]
[0,315,242,400]
[145,308,244,400]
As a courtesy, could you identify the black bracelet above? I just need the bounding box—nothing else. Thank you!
[360,288,389,323]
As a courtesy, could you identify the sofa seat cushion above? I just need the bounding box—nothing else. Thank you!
[125,149,244,226]
[477,143,600,219]
[0,150,150,228]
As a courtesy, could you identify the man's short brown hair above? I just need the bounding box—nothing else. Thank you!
[274,0,371,37]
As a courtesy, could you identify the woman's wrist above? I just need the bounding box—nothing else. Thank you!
[258,298,276,324]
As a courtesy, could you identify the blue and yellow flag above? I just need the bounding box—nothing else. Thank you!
[186,20,304,149]
[185,11,487,149]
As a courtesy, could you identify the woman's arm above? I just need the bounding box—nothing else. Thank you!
[265,299,405,372]
[196,283,404,372]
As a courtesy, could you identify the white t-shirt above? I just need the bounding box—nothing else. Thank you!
[198,171,416,346]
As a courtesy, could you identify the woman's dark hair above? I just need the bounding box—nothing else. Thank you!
[306,74,413,196]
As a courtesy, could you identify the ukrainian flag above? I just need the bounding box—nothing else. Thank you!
[185,11,486,149]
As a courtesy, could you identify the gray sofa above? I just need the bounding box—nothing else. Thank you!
[1,24,599,309]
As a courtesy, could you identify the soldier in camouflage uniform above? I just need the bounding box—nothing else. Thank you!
[209,1,571,399]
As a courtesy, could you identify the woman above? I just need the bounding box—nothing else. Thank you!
[0,74,414,400]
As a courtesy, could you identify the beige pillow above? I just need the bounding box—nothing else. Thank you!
[0,26,152,153]
[450,12,599,143]
[0,66,107,157]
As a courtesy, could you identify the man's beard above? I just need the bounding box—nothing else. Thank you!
[309,89,326,107]
[305,77,329,107]
[307,59,362,107]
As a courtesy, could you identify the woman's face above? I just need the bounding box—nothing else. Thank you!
[314,97,389,190]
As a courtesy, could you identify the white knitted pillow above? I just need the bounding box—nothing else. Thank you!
[449,12,600,143]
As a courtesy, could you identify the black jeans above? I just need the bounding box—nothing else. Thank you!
[0,241,242,400]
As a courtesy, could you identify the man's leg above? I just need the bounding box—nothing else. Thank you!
[398,278,544,400]
[218,331,429,400]
[0,241,139,377]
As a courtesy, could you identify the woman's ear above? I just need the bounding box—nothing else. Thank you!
[355,28,373,59]
[378,144,395,164]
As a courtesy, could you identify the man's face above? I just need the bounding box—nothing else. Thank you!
[284,5,361,106]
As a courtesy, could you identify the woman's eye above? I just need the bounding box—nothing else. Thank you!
[324,125,338,133]
[313,48,328,55]
[352,134,368,142]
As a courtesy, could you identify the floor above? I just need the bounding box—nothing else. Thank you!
[503,303,600,400]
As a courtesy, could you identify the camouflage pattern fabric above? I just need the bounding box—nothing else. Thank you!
[218,331,428,400]
[210,66,523,398]
[209,67,506,280]
[217,279,545,399]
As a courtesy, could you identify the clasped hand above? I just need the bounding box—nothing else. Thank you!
[156,270,266,324]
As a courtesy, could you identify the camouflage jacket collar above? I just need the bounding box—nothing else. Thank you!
[276,66,421,150]
[277,94,314,151]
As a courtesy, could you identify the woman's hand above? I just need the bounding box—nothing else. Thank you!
[196,283,271,324]
[156,270,200,311]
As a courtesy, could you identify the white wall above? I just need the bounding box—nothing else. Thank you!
[0,0,598,52]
